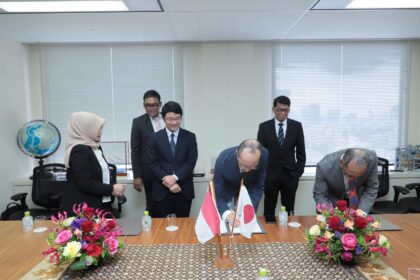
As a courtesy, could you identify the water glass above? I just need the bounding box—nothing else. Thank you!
[408,268,420,280]
[166,213,178,231]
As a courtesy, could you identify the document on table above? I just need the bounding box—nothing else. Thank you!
[220,220,266,235]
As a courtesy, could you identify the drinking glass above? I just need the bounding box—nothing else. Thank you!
[408,268,420,280]
[166,213,178,231]
[288,211,301,228]
[33,215,48,233]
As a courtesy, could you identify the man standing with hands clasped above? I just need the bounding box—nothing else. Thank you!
[147,101,198,218]
[258,95,306,222]
[131,90,165,214]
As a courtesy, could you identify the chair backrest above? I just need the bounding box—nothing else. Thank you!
[108,163,117,204]
[32,163,67,209]
[376,157,389,198]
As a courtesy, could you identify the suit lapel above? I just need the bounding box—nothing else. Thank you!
[269,119,280,147]
[158,130,173,160]
[283,120,293,147]
[144,115,154,133]
[174,129,184,159]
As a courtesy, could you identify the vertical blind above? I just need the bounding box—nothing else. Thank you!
[273,41,409,165]
[41,44,183,164]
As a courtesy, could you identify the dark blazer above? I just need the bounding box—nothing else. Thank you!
[61,144,113,214]
[147,128,198,202]
[313,149,379,213]
[130,113,155,182]
[257,118,306,179]
[214,146,268,216]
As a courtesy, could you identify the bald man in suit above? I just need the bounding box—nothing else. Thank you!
[313,148,379,214]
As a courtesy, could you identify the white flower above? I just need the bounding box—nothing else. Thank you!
[62,241,82,259]
[62,217,76,227]
[309,225,321,236]
[379,234,390,249]
[85,256,94,266]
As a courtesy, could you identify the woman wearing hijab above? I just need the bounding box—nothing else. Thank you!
[61,112,126,215]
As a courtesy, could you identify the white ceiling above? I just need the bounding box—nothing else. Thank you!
[0,0,420,43]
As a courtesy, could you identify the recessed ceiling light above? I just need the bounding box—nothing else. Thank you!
[312,0,420,10]
[0,1,128,13]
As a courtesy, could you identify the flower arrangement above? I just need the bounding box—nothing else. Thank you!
[43,203,125,271]
[305,200,390,265]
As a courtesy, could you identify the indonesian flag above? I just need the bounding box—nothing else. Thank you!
[237,184,257,239]
[195,182,222,244]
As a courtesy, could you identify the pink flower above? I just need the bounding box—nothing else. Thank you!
[341,233,357,251]
[103,237,119,255]
[341,251,353,262]
[55,230,73,244]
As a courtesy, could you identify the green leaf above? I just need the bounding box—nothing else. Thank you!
[70,259,87,271]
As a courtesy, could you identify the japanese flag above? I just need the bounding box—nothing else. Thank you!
[237,184,257,238]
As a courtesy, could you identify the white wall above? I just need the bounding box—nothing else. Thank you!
[183,42,272,173]
[0,34,33,211]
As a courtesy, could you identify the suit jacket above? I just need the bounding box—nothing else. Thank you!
[257,118,306,179]
[214,146,268,216]
[147,128,198,202]
[313,149,379,213]
[61,144,114,214]
[130,113,155,182]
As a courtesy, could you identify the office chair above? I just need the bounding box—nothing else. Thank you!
[6,163,67,220]
[399,183,420,213]
[369,157,410,214]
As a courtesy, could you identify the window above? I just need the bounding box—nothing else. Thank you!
[273,41,409,165]
[41,44,183,164]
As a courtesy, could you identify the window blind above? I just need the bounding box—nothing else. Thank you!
[41,44,184,164]
[273,41,409,165]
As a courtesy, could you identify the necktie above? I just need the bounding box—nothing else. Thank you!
[348,179,359,209]
[278,123,284,146]
[170,133,176,156]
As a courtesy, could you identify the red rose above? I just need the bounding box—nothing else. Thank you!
[336,200,348,211]
[105,219,116,230]
[86,243,102,257]
[81,220,95,233]
[84,207,94,219]
[354,216,368,229]
[328,216,341,231]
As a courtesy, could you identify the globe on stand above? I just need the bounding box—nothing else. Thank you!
[16,120,61,167]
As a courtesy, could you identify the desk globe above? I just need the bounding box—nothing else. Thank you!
[16,120,61,166]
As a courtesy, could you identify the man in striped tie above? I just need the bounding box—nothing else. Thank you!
[257,96,306,222]
[313,148,379,215]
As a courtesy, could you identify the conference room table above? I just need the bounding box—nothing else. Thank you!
[1,214,419,279]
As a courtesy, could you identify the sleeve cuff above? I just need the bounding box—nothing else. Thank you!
[222,210,233,222]
[173,174,179,181]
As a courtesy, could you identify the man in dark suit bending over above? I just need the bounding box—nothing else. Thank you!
[131,90,165,213]
[258,96,306,221]
[214,140,268,226]
[147,101,198,217]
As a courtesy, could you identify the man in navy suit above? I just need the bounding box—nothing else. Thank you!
[258,96,306,220]
[147,101,198,217]
[214,140,268,225]
[131,90,165,213]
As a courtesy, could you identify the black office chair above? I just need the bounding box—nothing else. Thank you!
[399,183,420,213]
[6,163,67,220]
[370,157,410,214]
[107,163,127,218]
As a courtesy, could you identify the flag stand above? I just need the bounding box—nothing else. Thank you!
[214,234,234,269]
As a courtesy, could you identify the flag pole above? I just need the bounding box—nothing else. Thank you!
[212,177,234,269]
[226,179,243,259]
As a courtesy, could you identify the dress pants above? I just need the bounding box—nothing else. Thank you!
[264,171,299,216]
[143,180,153,213]
[151,192,192,218]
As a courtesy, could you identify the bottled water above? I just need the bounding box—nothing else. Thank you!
[142,210,152,231]
[256,268,269,280]
[22,211,33,232]
[279,206,288,227]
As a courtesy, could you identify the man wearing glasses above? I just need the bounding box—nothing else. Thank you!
[147,101,198,217]
[131,90,165,214]
[214,140,268,226]
[257,95,306,223]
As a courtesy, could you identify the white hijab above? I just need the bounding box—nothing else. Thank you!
[63,111,105,168]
